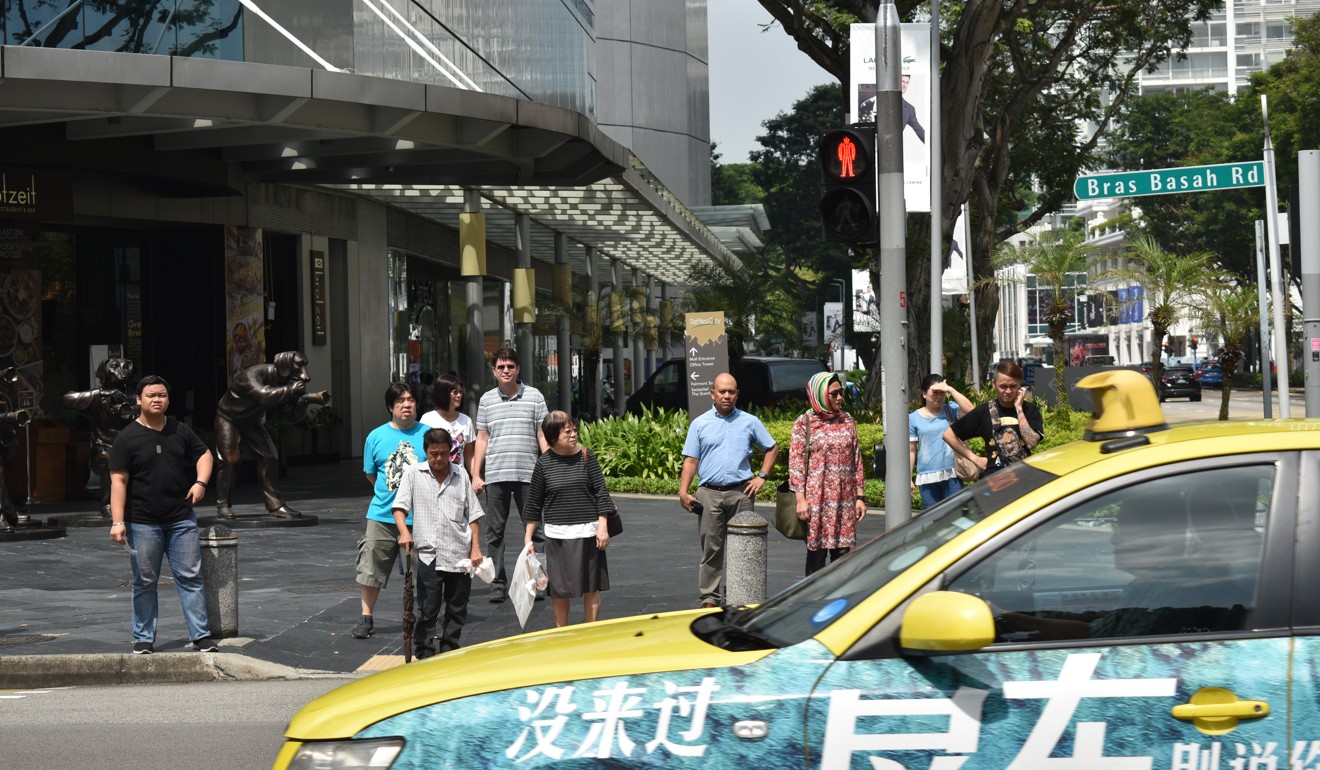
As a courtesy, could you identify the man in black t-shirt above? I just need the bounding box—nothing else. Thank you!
[108,375,217,655]
[943,361,1044,476]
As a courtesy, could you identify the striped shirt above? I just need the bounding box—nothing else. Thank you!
[392,462,485,571]
[475,383,547,484]
[523,448,614,528]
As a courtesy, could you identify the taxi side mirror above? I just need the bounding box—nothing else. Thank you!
[899,591,996,653]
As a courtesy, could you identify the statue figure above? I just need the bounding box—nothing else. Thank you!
[214,351,329,519]
[62,357,138,518]
[0,368,32,530]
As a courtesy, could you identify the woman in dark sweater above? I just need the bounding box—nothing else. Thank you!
[523,411,614,626]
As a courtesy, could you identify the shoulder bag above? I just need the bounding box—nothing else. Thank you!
[581,447,622,536]
[773,412,810,540]
[946,404,981,482]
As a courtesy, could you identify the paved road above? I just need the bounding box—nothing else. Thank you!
[0,678,351,770]
[1159,387,1304,423]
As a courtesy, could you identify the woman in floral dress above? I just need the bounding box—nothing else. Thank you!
[788,372,867,575]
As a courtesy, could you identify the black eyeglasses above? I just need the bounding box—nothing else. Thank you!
[494,364,517,371]
[828,390,845,398]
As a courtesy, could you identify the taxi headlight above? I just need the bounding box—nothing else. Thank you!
[286,738,404,769]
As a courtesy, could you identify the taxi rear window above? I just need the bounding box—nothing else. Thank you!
[726,464,1057,647]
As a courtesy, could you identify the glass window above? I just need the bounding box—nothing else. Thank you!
[652,362,681,396]
[714,464,1059,648]
[948,464,1272,644]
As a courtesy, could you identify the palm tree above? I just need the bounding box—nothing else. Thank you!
[1197,278,1259,420]
[683,250,804,372]
[995,230,1095,414]
[1098,235,1217,384]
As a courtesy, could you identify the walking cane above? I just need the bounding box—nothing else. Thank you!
[402,546,415,663]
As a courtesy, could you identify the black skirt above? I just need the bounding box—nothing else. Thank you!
[545,536,610,598]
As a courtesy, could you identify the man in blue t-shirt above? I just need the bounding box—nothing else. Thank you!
[352,382,428,639]
[678,372,778,608]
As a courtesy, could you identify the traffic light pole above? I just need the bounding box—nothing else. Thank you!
[876,5,911,528]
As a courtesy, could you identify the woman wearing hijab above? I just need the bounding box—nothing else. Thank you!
[787,372,867,575]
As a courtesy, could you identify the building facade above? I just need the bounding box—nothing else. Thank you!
[0,0,724,497]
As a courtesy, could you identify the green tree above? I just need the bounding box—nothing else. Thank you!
[1098,235,1216,383]
[1105,90,1260,283]
[683,250,804,373]
[710,143,765,206]
[1197,279,1260,421]
[995,231,1095,415]
[755,0,1218,382]
[749,83,854,279]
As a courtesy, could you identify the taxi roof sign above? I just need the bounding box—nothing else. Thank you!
[1075,370,1168,441]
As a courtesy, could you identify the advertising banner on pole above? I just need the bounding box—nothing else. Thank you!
[852,270,880,333]
[849,23,932,213]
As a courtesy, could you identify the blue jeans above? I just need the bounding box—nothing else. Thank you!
[126,515,210,643]
[919,477,963,509]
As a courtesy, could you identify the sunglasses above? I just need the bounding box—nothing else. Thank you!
[494,364,517,371]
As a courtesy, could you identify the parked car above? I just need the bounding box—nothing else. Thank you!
[624,356,826,414]
[1159,364,1202,402]
[275,369,1317,770]
[1197,362,1224,388]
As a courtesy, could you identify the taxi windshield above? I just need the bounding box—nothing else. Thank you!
[719,463,1057,648]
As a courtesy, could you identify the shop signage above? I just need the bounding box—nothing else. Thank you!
[0,167,73,221]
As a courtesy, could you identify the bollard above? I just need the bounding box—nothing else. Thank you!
[725,508,768,607]
[199,524,239,638]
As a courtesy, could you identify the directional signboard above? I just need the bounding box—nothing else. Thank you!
[1074,161,1264,201]
[684,311,728,421]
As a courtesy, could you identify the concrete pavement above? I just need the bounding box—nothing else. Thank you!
[0,460,889,687]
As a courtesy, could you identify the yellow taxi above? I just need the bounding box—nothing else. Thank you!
[274,371,1320,770]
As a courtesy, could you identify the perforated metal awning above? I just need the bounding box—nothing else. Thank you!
[0,46,733,284]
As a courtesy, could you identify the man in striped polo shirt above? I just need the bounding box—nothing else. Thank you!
[471,347,549,603]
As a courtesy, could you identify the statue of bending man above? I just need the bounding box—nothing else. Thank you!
[63,357,138,518]
[214,351,328,519]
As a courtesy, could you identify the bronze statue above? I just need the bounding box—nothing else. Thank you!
[214,351,329,519]
[62,357,138,518]
[0,367,31,530]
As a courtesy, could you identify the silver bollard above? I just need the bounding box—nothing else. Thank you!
[199,524,239,638]
[725,508,768,607]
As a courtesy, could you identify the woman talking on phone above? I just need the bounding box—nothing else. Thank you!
[943,361,1044,476]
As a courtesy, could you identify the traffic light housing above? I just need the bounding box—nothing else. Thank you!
[818,125,878,244]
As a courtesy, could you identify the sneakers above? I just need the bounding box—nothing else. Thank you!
[132,642,153,654]
[191,636,219,652]
[351,616,374,638]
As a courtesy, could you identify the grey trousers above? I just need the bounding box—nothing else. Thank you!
[483,481,543,592]
[695,485,752,605]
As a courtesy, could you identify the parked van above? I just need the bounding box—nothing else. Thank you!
[625,356,827,414]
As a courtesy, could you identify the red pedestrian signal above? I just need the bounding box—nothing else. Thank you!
[818,126,877,244]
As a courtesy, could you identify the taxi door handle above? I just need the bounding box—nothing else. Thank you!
[1171,687,1269,735]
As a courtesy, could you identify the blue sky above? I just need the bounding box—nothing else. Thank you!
[708,0,832,164]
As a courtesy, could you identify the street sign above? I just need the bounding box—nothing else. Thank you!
[1074,161,1265,200]
[684,311,727,421]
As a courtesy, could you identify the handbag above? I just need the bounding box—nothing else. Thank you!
[773,412,810,540]
[605,502,623,537]
[582,447,622,537]
[946,404,981,482]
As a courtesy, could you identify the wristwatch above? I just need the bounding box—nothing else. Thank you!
[756,471,768,479]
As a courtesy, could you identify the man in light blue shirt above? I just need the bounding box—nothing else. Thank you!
[678,372,778,608]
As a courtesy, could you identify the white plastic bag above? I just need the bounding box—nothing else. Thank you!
[455,557,496,585]
[510,546,548,629]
